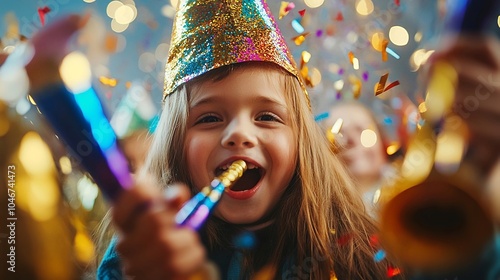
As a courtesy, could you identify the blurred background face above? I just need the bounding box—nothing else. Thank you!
[327,104,387,185]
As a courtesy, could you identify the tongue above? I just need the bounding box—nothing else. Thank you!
[230,169,261,191]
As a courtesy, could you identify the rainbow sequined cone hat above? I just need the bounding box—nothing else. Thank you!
[163,0,303,100]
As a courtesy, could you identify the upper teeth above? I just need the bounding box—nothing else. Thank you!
[220,162,257,170]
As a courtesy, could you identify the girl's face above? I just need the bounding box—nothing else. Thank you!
[327,104,387,183]
[185,67,297,225]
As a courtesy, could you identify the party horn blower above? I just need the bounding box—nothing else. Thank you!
[29,51,132,201]
[176,160,247,230]
[378,0,498,273]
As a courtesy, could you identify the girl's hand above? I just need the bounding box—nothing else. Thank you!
[113,180,207,279]
[24,14,89,92]
[430,35,500,172]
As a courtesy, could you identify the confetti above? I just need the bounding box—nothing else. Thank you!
[314,112,329,122]
[369,234,379,247]
[284,2,295,12]
[279,2,293,19]
[381,39,389,61]
[292,32,309,46]
[38,6,51,26]
[362,71,369,81]
[386,47,401,59]
[349,75,362,99]
[300,51,311,66]
[315,29,323,37]
[374,249,386,262]
[233,231,256,249]
[335,12,344,21]
[387,266,401,277]
[291,18,305,33]
[375,73,400,96]
[394,0,400,6]
[330,118,343,135]
[348,51,355,65]
[298,9,306,17]
[99,76,118,87]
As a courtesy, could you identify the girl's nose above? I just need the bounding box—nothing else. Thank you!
[221,118,257,148]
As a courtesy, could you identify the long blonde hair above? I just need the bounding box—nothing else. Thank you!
[140,62,398,279]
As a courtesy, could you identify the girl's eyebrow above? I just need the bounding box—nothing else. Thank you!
[190,94,287,109]
[190,96,221,108]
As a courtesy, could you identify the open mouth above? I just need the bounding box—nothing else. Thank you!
[215,163,263,192]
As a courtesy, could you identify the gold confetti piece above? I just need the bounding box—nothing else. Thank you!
[279,1,290,19]
[386,143,400,156]
[279,1,295,19]
[326,118,343,144]
[99,76,118,87]
[381,39,389,62]
[292,32,309,46]
[301,51,311,64]
[348,51,355,65]
[349,75,362,99]
[374,73,400,96]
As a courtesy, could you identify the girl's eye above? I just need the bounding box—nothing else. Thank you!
[196,114,221,124]
[257,112,280,122]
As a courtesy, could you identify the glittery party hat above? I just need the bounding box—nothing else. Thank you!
[163,0,303,100]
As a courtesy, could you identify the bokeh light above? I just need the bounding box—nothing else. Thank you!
[304,0,325,9]
[360,129,377,148]
[414,31,423,42]
[170,0,179,9]
[19,132,54,175]
[310,67,322,86]
[138,52,156,73]
[389,25,409,46]
[353,58,360,70]
[106,1,137,32]
[161,5,176,18]
[0,112,10,137]
[371,32,386,52]
[410,49,434,71]
[356,0,374,16]
[114,5,135,24]
[106,1,122,18]
[155,43,170,62]
[111,19,129,33]
[60,52,92,93]
[59,156,73,175]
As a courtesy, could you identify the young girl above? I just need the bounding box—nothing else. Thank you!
[321,101,393,216]
[98,0,399,279]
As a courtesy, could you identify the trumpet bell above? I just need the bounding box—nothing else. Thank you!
[379,168,495,273]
